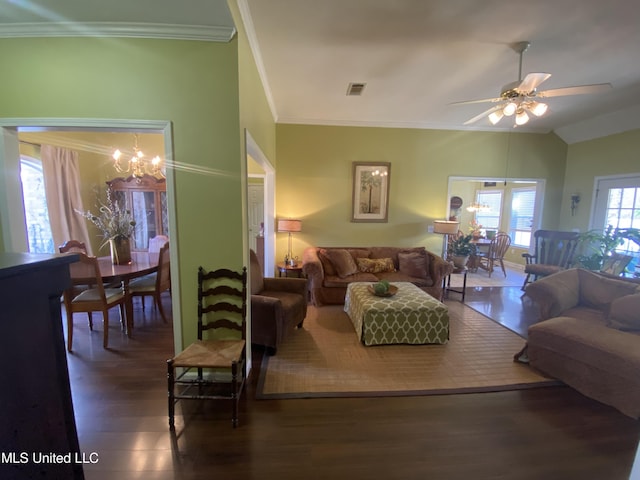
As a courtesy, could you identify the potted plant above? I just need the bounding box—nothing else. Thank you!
[76,189,136,265]
[574,225,640,272]
[448,233,475,268]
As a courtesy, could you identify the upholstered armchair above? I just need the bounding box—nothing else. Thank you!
[249,249,307,355]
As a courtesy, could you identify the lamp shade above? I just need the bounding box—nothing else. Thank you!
[433,220,459,235]
[277,219,302,233]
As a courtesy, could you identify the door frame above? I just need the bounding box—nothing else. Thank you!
[0,117,183,350]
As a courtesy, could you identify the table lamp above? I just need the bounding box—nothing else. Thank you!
[433,220,460,259]
[277,218,302,266]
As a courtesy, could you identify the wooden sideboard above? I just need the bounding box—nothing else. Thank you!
[0,253,84,479]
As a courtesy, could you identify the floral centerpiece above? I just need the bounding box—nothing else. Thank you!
[469,220,483,239]
[77,189,136,265]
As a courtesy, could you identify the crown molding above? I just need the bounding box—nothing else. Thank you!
[0,22,236,42]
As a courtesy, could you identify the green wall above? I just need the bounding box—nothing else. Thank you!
[274,124,568,262]
[561,129,640,231]
[0,36,242,349]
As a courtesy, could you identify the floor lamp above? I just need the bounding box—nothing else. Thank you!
[277,219,302,266]
[433,220,460,260]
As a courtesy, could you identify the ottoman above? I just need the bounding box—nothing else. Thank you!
[344,282,449,346]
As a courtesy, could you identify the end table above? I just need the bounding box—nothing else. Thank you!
[277,262,304,278]
[442,266,468,302]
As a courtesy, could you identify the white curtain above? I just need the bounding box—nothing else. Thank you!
[41,145,93,255]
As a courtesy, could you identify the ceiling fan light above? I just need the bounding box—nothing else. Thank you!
[530,101,548,117]
[515,109,529,125]
[488,110,504,125]
[503,102,517,116]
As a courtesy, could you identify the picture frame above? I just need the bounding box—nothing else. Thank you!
[351,162,391,223]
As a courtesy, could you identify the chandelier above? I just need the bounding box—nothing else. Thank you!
[466,202,490,213]
[112,133,164,179]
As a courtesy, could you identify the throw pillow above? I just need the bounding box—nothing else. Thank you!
[324,249,359,278]
[398,251,428,279]
[578,269,639,310]
[318,249,337,276]
[607,293,640,331]
[356,257,396,274]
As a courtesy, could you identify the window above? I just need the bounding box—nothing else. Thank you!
[20,157,54,253]
[474,190,502,230]
[509,187,536,247]
[605,186,640,260]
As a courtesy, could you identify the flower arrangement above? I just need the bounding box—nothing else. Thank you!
[469,220,483,235]
[76,189,136,248]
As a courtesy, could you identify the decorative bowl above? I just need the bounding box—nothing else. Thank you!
[367,284,398,297]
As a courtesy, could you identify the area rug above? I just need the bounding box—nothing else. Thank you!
[256,301,559,399]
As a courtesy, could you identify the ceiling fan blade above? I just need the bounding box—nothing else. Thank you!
[449,97,503,106]
[537,83,612,98]
[463,105,502,125]
[516,73,552,94]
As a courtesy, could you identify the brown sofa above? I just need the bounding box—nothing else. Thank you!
[523,268,640,418]
[302,246,452,306]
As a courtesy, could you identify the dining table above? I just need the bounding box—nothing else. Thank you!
[95,251,159,337]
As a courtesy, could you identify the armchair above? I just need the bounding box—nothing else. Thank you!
[249,249,307,355]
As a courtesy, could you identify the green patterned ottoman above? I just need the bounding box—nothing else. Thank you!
[344,282,449,346]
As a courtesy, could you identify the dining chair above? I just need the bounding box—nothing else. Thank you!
[63,252,126,352]
[129,242,171,323]
[167,266,247,430]
[148,234,169,253]
[478,232,511,277]
[58,239,87,254]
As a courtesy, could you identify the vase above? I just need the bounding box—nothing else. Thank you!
[109,237,132,265]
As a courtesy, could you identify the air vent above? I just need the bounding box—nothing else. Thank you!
[346,82,366,96]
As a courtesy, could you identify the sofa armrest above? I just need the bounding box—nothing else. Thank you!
[426,251,453,285]
[263,277,308,297]
[524,268,580,319]
[302,247,323,289]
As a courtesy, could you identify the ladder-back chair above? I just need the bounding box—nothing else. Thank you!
[167,266,247,430]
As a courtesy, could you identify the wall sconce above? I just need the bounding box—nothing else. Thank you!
[571,194,580,216]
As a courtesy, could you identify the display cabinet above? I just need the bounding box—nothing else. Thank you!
[107,174,168,251]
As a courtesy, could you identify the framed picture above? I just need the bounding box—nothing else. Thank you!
[351,162,391,222]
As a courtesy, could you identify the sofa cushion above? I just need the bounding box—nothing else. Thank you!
[323,249,359,278]
[578,269,639,310]
[607,293,640,332]
[398,251,428,279]
[376,271,434,287]
[356,257,395,273]
[323,272,379,287]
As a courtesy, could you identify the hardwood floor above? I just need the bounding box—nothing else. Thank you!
[63,290,640,480]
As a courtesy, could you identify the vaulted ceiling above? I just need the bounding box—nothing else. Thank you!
[3,0,640,144]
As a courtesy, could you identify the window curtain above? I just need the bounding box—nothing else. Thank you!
[41,145,93,255]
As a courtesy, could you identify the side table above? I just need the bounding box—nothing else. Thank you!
[277,262,304,278]
[442,266,468,302]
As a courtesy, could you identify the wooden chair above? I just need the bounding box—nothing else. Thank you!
[63,253,126,352]
[58,239,87,254]
[522,230,580,290]
[249,248,307,355]
[129,242,171,323]
[478,232,511,277]
[167,266,247,430]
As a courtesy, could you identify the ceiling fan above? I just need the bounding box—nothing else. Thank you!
[451,41,612,127]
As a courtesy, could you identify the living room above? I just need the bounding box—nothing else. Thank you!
[1,0,640,478]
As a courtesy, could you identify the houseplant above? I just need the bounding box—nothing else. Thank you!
[77,189,136,265]
[574,225,640,272]
[448,233,475,268]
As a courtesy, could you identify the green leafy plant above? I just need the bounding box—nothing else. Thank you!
[448,233,475,257]
[574,225,640,271]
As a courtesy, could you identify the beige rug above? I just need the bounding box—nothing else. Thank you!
[256,301,558,399]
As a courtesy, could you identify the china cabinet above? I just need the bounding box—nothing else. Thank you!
[107,174,168,251]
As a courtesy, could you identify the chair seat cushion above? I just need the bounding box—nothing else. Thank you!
[129,273,157,292]
[73,287,124,303]
[172,339,245,368]
[260,290,306,320]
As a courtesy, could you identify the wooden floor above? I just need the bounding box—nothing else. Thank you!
[64,289,640,480]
